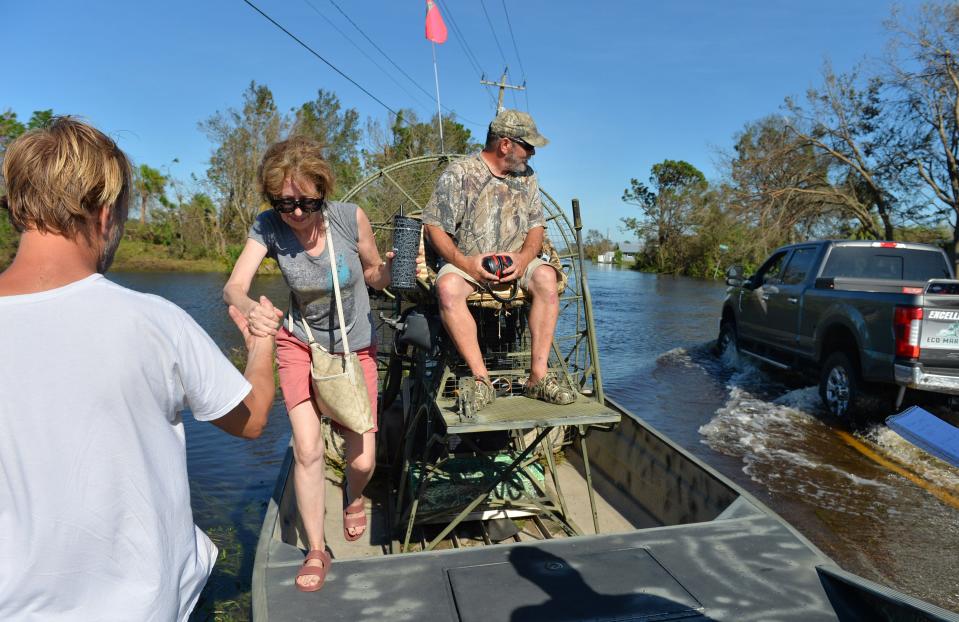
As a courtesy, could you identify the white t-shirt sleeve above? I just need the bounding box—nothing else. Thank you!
[173,312,253,422]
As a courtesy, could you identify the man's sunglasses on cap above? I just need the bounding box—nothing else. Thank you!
[269,196,325,214]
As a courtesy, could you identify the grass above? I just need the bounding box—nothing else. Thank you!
[111,240,230,273]
[0,237,281,274]
[190,525,252,622]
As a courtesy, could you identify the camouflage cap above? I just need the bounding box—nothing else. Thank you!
[489,109,549,147]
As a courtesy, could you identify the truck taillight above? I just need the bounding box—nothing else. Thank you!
[894,305,923,359]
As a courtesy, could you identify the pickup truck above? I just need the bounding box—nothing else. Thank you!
[718,240,959,419]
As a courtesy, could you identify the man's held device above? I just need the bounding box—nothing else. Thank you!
[482,254,513,279]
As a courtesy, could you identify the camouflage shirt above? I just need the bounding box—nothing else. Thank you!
[422,153,545,256]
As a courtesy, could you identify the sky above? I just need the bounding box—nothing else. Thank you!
[4,0,923,243]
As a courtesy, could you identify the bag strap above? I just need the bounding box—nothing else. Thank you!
[324,221,351,354]
[297,215,351,354]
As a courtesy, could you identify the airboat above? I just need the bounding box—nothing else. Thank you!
[251,155,958,621]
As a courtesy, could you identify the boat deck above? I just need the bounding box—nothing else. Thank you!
[276,445,643,560]
[253,401,959,621]
[257,500,860,622]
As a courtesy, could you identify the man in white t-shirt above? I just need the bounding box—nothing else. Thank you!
[0,118,280,621]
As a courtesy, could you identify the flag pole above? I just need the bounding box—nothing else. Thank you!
[431,41,445,153]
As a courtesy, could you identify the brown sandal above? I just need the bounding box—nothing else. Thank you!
[295,549,331,592]
[343,500,367,542]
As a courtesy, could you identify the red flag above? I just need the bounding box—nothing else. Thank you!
[425,0,447,44]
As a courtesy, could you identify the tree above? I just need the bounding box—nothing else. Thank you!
[887,2,959,267]
[174,193,220,259]
[784,65,906,240]
[723,116,839,255]
[291,89,362,195]
[621,160,707,272]
[356,110,480,226]
[1,109,53,153]
[1,109,54,263]
[583,229,613,259]
[25,110,53,131]
[200,82,286,245]
[365,109,479,170]
[0,110,25,152]
[133,164,167,224]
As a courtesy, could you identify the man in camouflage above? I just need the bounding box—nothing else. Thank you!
[423,109,575,410]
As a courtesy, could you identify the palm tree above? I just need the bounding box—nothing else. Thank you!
[134,164,167,224]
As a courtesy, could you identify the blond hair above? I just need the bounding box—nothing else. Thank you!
[258,136,335,200]
[1,116,131,241]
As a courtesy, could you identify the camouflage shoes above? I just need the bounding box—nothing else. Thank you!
[524,375,576,405]
[475,377,496,410]
[457,375,496,422]
[459,374,574,420]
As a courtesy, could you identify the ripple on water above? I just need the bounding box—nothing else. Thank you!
[699,380,906,519]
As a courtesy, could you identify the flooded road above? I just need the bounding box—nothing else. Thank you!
[586,264,959,612]
[114,265,959,617]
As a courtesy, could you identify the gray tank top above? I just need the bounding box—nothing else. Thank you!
[248,201,374,352]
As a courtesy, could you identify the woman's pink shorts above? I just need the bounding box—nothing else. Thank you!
[275,326,379,432]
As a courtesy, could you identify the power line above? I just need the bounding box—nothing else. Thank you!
[478,0,517,109]
[435,0,497,109]
[325,0,484,128]
[500,0,529,112]
[500,0,526,81]
[240,0,401,120]
[436,0,485,78]
[326,0,432,103]
[478,0,508,68]
[302,0,433,112]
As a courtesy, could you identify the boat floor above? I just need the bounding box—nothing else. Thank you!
[258,455,870,622]
[318,458,642,560]
[260,506,861,622]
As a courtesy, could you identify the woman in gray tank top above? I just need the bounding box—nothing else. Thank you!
[223,137,393,592]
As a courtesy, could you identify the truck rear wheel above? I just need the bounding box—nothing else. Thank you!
[820,351,860,420]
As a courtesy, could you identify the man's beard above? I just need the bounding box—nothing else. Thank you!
[504,150,528,174]
[97,222,123,274]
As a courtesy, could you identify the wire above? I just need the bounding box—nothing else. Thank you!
[435,0,497,109]
[478,0,509,73]
[500,0,529,112]
[302,0,433,112]
[325,0,484,128]
[240,0,401,120]
[326,0,432,103]
[479,0,518,109]
[436,0,486,78]
[500,0,526,82]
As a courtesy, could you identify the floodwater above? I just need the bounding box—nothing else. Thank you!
[112,264,959,617]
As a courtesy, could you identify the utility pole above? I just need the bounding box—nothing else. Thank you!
[480,68,526,113]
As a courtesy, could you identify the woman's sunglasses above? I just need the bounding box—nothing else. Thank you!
[269,197,325,214]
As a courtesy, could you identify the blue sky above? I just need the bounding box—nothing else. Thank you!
[4,0,918,242]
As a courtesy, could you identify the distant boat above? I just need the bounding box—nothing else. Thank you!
[596,251,614,264]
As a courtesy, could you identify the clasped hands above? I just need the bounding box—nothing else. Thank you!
[467,252,529,286]
[239,295,285,339]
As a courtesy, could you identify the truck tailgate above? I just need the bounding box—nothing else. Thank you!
[919,280,959,366]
